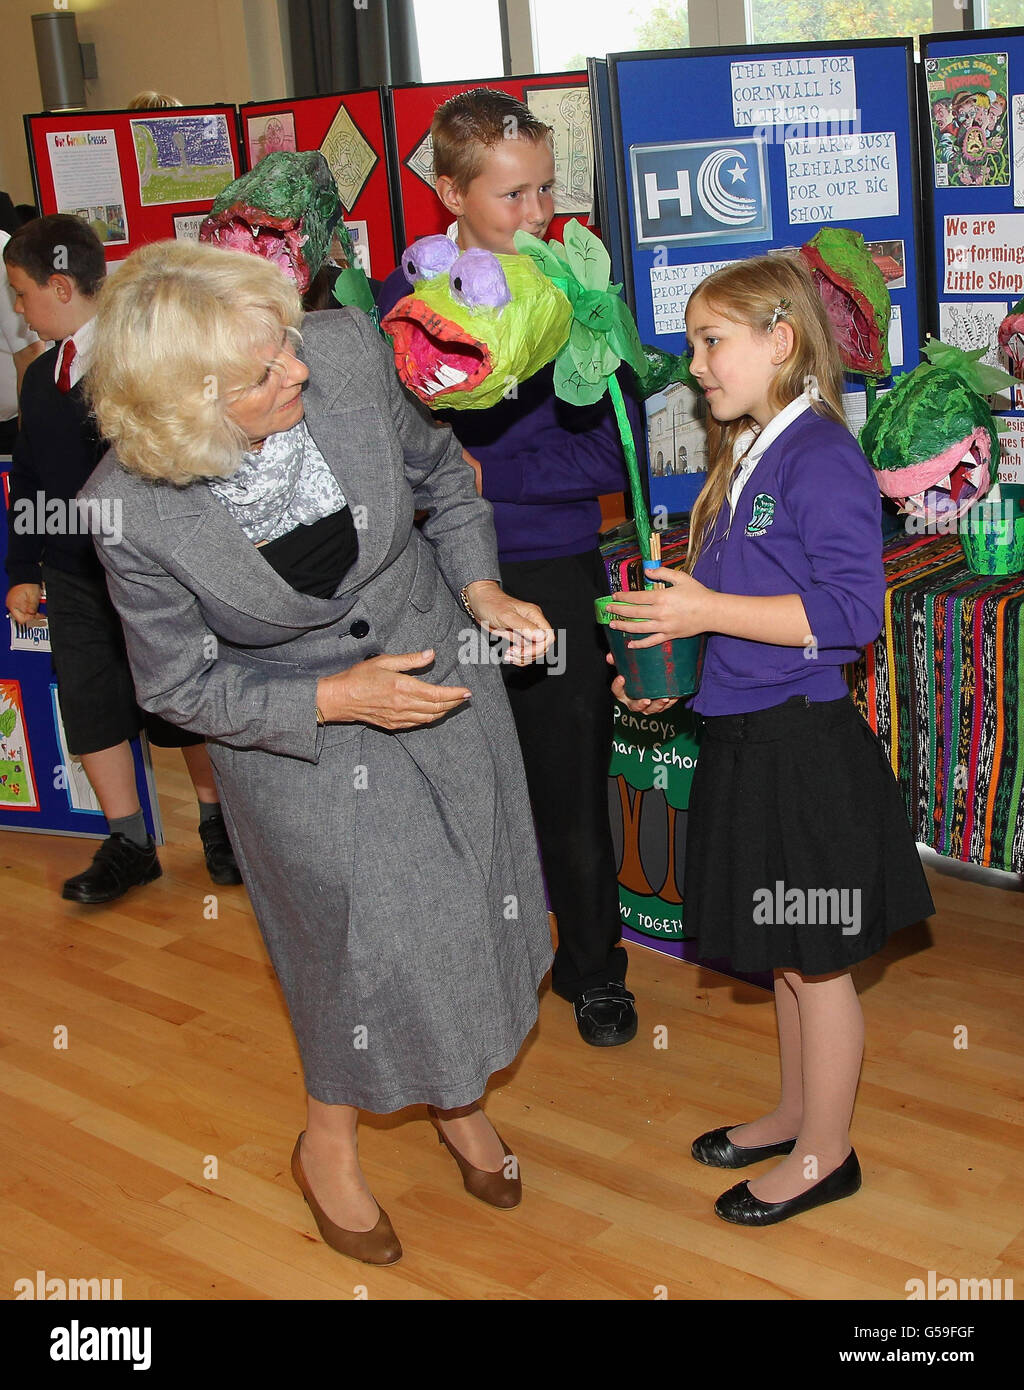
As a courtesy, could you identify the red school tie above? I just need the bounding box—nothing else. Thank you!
[57,339,77,394]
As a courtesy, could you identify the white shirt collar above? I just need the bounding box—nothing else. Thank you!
[728,391,813,512]
[55,315,96,390]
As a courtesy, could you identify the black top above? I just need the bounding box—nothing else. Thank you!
[257,506,358,597]
[5,346,108,585]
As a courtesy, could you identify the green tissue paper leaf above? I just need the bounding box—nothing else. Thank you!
[554,351,609,405]
[563,219,610,291]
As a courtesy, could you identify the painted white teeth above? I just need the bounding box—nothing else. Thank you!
[435,364,468,385]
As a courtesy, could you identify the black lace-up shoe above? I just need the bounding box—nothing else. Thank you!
[572,982,638,1046]
[199,812,243,886]
[61,833,162,905]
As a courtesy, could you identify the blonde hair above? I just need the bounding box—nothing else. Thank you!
[127,91,182,109]
[86,240,303,485]
[684,251,847,570]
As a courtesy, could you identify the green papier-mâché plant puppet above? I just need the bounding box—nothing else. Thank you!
[381,219,693,569]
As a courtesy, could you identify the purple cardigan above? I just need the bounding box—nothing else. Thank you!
[379,266,635,563]
[691,409,884,716]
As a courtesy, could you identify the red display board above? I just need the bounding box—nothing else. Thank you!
[240,90,400,280]
[387,71,596,251]
[24,106,243,263]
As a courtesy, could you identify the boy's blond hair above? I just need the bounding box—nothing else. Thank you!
[431,88,550,192]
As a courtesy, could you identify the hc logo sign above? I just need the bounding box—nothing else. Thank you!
[630,139,772,247]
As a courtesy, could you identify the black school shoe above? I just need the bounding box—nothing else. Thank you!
[61,832,162,905]
[573,982,638,1046]
[691,1126,797,1168]
[198,812,243,886]
[714,1148,861,1226]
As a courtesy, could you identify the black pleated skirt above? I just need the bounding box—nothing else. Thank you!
[684,694,935,975]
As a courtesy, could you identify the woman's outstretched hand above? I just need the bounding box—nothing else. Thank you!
[463,580,554,666]
[605,567,710,647]
[317,652,471,731]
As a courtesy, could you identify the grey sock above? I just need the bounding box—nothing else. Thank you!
[109,809,149,848]
[198,800,222,827]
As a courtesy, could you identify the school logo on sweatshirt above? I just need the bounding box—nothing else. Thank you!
[746,492,776,537]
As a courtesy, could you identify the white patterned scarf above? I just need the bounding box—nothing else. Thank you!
[208,419,347,543]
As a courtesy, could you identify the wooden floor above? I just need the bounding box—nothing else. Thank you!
[2,747,1022,1302]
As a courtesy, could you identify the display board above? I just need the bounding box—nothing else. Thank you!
[239,89,400,280]
[922,27,1024,487]
[0,468,162,840]
[387,71,596,251]
[24,106,243,261]
[587,59,626,289]
[609,39,926,519]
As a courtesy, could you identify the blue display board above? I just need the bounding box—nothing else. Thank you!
[1,466,162,840]
[608,39,926,518]
[922,28,1024,490]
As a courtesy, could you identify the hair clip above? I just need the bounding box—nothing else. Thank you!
[768,298,792,332]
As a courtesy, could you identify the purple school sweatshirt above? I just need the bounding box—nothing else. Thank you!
[379,265,635,562]
[691,409,885,716]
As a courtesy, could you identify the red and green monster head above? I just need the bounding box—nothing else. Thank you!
[800,226,891,378]
[858,339,1011,522]
[199,151,342,293]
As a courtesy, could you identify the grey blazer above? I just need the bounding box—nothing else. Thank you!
[81,307,553,1112]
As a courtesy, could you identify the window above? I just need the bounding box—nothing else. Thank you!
[745,1,933,45]
[412,0,504,82]
[974,0,1024,25]
[530,0,689,74]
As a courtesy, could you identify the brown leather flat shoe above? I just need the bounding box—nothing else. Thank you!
[291,1133,402,1265]
[427,1105,522,1209]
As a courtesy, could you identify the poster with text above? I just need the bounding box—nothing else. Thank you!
[926,53,1009,190]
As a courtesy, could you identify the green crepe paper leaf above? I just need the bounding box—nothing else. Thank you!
[0,708,16,739]
[573,288,616,332]
[632,344,697,400]
[332,265,376,317]
[514,230,571,280]
[562,219,610,292]
[554,350,609,406]
[567,320,616,381]
[920,336,1017,396]
[605,297,646,376]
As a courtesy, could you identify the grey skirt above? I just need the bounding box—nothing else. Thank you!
[209,654,553,1112]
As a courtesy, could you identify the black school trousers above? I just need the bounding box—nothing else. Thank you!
[499,548,628,999]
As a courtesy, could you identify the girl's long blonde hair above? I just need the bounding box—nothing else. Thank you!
[684,251,847,570]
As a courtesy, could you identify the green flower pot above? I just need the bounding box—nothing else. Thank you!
[959,498,1024,576]
[595,594,701,699]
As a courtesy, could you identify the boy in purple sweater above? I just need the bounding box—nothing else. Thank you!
[379,89,640,1045]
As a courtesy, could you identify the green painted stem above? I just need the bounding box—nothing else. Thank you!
[608,373,652,565]
[865,377,877,414]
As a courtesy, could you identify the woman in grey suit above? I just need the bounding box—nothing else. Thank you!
[82,241,555,1266]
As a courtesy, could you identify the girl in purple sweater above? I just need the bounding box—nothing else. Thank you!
[608,253,934,1225]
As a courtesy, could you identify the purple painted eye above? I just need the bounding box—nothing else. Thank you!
[402,235,459,284]
[449,248,511,309]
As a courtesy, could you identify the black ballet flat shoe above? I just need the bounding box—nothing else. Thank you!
[691,1126,797,1169]
[714,1149,861,1226]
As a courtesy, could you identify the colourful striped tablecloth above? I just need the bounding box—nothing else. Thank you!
[848,535,1024,875]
